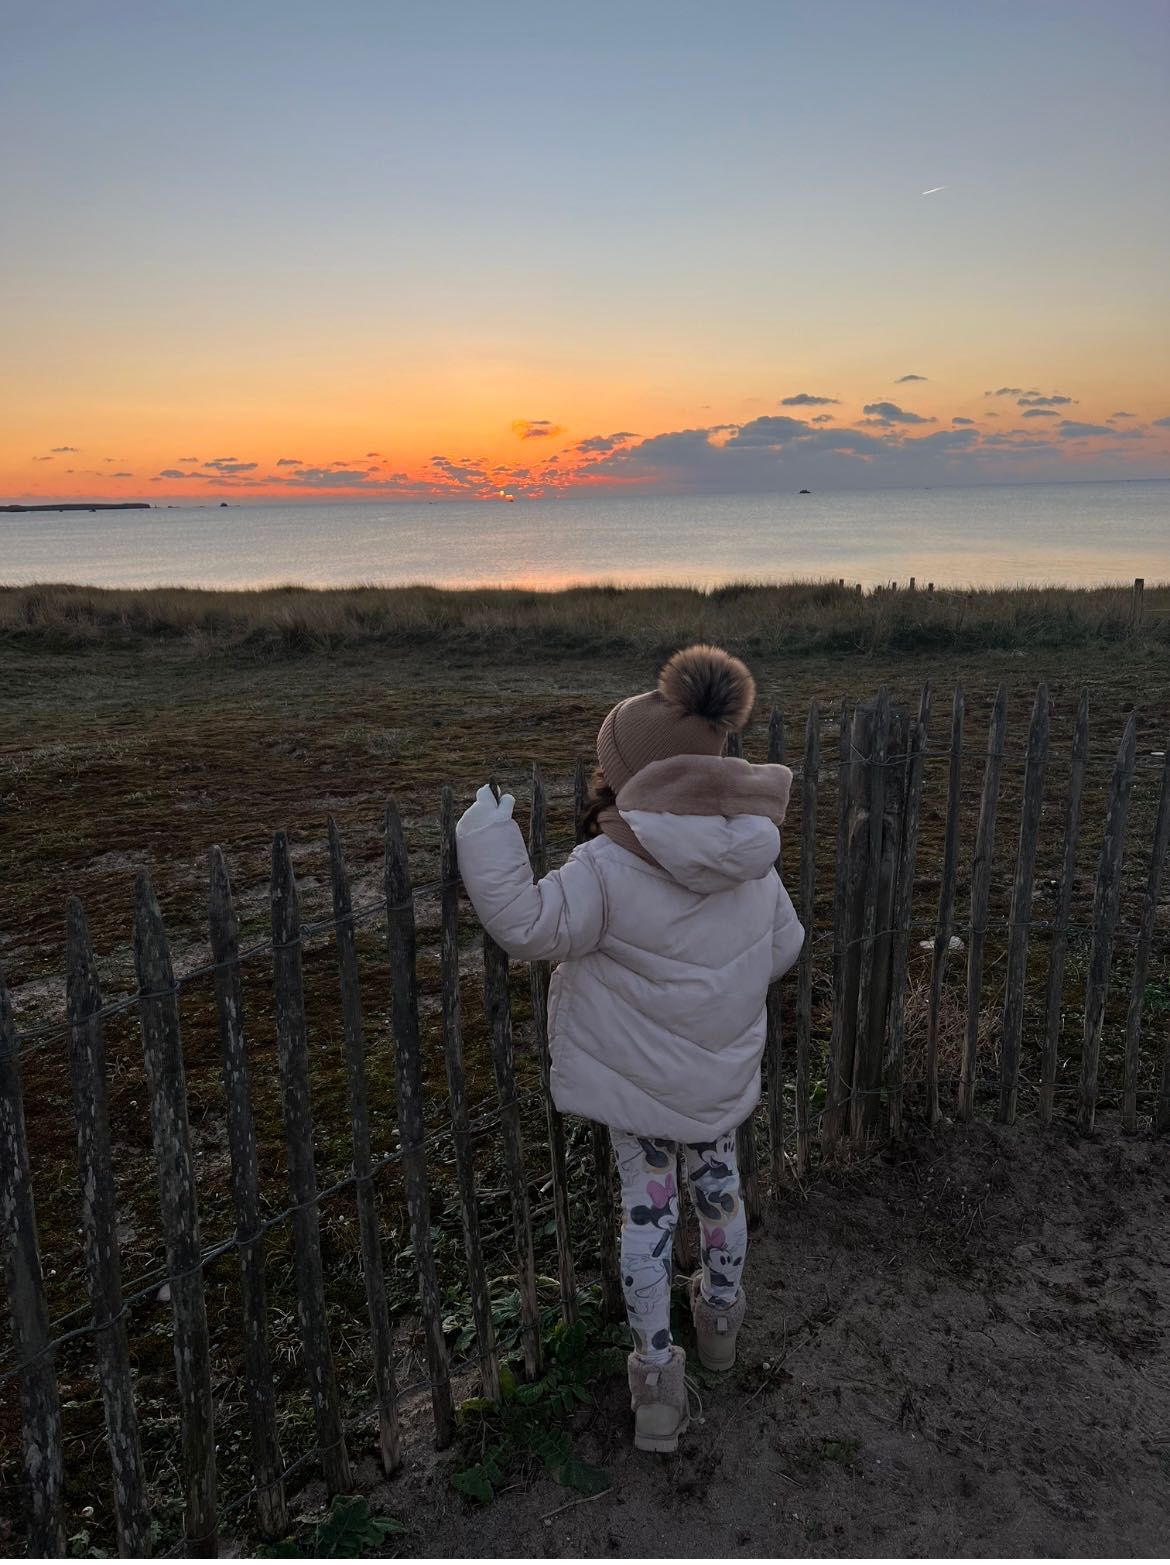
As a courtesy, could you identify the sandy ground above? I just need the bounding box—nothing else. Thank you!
[262,1115,1168,1560]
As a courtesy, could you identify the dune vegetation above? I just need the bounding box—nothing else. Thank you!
[0,577,1166,658]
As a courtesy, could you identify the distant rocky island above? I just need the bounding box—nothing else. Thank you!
[1,502,152,513]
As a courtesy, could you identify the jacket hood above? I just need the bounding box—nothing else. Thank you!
[618,810,781,892]
[613,752,791,893]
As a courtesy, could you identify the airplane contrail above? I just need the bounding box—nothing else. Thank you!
[921,185,946,195]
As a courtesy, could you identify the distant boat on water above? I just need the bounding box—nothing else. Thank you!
[798,488,812,495]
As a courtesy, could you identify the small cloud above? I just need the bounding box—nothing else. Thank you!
[952,417,975,425]
[157,468,201,479]
[51,445,79,453]
[275,457,302,466]
[1018,393,1074,408]
[780,393,839,407]
[203,458,258,474]
[32,454,54,461]
[1110,412,1135,420]
[178,455,199,463]
[894,375,928,384]
[984,387,1024,398]
[365,451,381,458]
[110,471,134,478]
[1021,408,1060,419]
[810,414,834,424]
[1152,415,1170,428]
[511,419,565,440]
[281,467,378,486]
[1057,421,1115,438]
[862,401,935,425]
[575,431,638,454]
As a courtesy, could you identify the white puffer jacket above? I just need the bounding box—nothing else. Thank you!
[456,754,805,1141]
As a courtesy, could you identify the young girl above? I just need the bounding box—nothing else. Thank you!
[456,644,804,1452]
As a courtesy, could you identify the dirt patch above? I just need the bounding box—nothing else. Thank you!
[252,1117,1169,1559]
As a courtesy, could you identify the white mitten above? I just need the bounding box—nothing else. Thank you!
[456,783,516,838]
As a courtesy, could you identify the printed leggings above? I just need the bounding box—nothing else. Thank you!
[610,1129,747,1366]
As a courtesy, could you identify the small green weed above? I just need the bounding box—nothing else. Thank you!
[259,1495,407,1557]
[451,1311,625,1504]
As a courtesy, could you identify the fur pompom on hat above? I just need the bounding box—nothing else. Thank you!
[597,644,758,793]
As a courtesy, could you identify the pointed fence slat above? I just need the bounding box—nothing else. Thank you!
[851,690,891,1138]
[1041,691,1090,1124]
[483,926,543,1378]
[927,686,964,1124]
[65,898,151,1558]
[763,709,788,1190]
[1126,744,1170,1129]
[134,873,217,1557]
[575,757,623,1321]
[727,728,762,1224]
[208,848,286,1538]
[383,803,456,1445]
[824,700,853,1145]
[885,686,931,1139]
[438,791,501,1400]
[998,687,1051,1123]
[0,969,67,1559]
[829,702,874,1142]
[1078,715,1139,1133]
[794,701,818,1177]
[327,821,400,1473]
[271,834,353,1488]
[959,684,1008,1121]
[528,765,577,1324]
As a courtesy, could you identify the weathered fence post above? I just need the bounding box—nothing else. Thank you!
[134,872,218,1557]
[763,708,788,1193]
[998,686,1051,1124]
[483,921,543,1379]
[1122,742,1170,1130]
[208,848,286,1538]
[885,686,931,1139]
[0,969,67,1558]
[529,765,578,1324]
[271,834,353,1487]
[824,700,855,1145]
[851,690,893,1139]
[727,728,762,1224]
[65,898,151,1557]
[1040,691,1089,1124]
[794,702,818,1178]
[327,821,400,1474]
[575,756,622,1320]
[1078,715,1139,1133]
[438,790,501,1400]
[383,803,456,1444]
[959,684,1008,1121]
[1131,577,1145,628]
[927,686,964,1124]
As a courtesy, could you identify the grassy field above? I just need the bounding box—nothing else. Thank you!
[1,581,1168,1550]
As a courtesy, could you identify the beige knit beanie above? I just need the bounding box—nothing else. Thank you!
[597,644,757,793]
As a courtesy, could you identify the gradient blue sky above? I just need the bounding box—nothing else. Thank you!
[3,0,1168,500]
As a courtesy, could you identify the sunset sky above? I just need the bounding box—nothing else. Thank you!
[3,0,1168,503]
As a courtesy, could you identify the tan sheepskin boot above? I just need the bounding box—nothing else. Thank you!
[690,1277,747,1372]
[627,1345,689,1453]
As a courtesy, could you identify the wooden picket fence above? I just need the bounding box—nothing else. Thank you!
[2,683,1169,1557]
